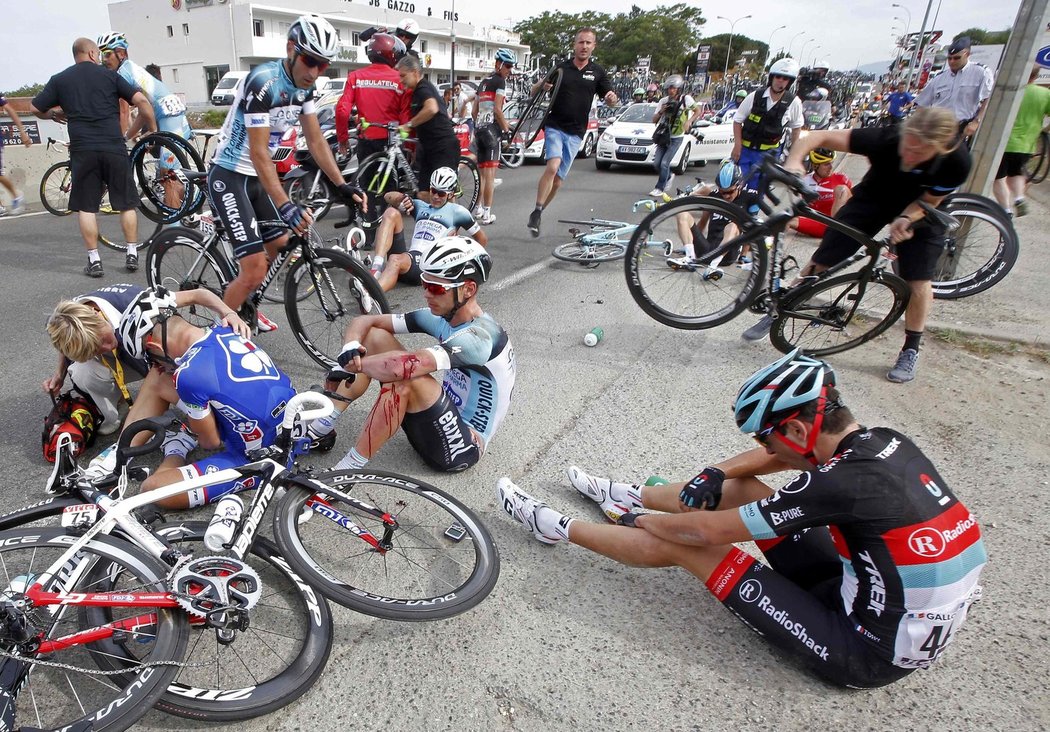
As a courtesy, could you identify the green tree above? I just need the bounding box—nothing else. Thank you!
[2,82,44,98]
[513,11,613,67]
[696,33,767,79]
[951,28,1010,46]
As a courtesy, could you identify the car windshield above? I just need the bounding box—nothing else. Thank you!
[616,104,657,123]
[216,77,239,90]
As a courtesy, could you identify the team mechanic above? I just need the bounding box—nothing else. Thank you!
[209,14,365,332]
[498,349,986,688]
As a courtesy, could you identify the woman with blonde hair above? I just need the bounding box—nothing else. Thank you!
[741,107,970,385]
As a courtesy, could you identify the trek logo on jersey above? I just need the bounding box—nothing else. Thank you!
[856,550,887,616]
[907,513,978,558]
[875,438,901,460]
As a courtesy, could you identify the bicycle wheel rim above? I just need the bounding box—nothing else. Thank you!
[456,157,479,212]
[273,471,500,621]
[931,205,1018,299]
[146,227,231,328]
[770,272,910,356]
[553,240,627,264]
[40,162,73,216]
[131,134,202,224]
[509,69,562,150]
[624,196,766,329]
[0,528,186,732]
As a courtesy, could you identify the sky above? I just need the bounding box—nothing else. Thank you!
[2,0,1023,91]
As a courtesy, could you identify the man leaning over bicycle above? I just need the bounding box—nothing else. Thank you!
[208,15,365,332]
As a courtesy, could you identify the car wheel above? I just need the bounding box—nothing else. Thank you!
[595,158,611,171]
[674,144,691,175]
[578,133,595,159]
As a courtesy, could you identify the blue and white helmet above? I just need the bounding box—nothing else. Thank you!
[97,32,128,53]
[494,48,516,66]
[734,349,835,434]
[715,159,744,190]
[288,14,339,60]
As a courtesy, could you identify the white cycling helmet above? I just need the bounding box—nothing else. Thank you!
[97,32,128,52]
[813,59,830,71]
[768,58,800,82]
[395,18,420,41]
[288,14,339,61]
[429,167,459,194]
[117,287,179,362]
[420,236,492,284]
[664,74,685,90]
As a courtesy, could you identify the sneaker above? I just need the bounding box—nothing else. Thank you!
[702,265,725,281]
[1014,198,1028,217]
[256,311,279,333]
[495,478,564,545]
[666,174,676,192]
[84,260,104,278]
[886,348,919,383]
[352,279,375,312]
[648,188,664,197]
[480,212,497,225]
[527,209,541,238]
[566,466,633,522]
[125,251,139,272]
[472,205,484,217]
[10,195,24,215]
[742,314,774,341]
[666,256,698,271]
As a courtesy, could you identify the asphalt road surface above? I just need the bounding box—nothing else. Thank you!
[0,157,1046,731]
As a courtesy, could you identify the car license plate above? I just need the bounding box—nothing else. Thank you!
[617,145,648,155]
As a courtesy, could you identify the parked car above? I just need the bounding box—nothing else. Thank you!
[320,78,345,95]
[594,103,733,171]
[210,71,248,106]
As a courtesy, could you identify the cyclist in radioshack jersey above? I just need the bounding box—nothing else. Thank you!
[316,237,514,474]
[368,167,487,292]
[208,14,364,331]
[471,48,515,224]
[498,350,986,689]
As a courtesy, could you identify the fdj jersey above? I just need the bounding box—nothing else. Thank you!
[212,60,315,176]
[409,200,481,255]
[117,60,190,137]
[392,309,515,448]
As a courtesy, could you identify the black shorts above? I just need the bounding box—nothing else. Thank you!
[811,196,945,281]
[416,138,460,193]
[69,150,138,213]
[397,250,424,285]
[208,165,283,259]
[475,125,501,168]
[355,137,386,165]
[996,152,1029,180]
[708,529,914,689]
[402,389,481,472]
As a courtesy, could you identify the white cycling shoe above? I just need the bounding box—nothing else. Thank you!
[566,466,632,522]
[496,477,564,545]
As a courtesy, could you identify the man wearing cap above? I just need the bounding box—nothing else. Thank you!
[915,36,993,142]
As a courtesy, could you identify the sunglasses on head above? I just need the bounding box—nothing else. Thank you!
[297,52,330,72]
[420,276,466,295]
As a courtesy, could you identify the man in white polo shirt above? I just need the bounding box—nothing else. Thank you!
[915,36,993,143]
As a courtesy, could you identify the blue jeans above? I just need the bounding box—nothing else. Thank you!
[543,126,583,180]
[653,137,683,191]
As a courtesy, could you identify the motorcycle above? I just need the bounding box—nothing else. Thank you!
[860,103,883,128]
[802,100,833,131]
[281,128,357,222]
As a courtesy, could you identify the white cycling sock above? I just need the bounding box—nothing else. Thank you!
[126,243,138,256]
[307,407,341,439]
[333,447,368,470]
[535,506,574,542]
[163,428,197,459]
[88,249,101,264]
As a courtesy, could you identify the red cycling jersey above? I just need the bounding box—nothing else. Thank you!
[335,64,410,145]
[795,171,853,238]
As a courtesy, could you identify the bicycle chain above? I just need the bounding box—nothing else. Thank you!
[0,645,210,675]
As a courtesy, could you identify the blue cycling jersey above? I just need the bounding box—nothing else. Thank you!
[173,327,295,455]
[117,60,191,138]
[212,60,316,176]
[392,309,515,448]
[408,199,481,254]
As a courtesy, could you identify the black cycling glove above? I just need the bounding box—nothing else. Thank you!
[617,512,642,528]
[337,340,367,367]
[679,466,726,510]
[278,201,307,230]
[325,366,356,386]
[337,183,365,203]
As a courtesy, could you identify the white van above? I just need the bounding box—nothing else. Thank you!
[211,71,248,106]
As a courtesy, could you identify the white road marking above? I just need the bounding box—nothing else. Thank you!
[0,211,48,221]
[490,258,551,291]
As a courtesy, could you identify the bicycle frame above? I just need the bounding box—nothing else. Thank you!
[360,123,419,195]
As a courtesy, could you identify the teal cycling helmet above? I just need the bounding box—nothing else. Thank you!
[715,160,744,190]
[97,32,128,52]
[734,349,836,434]
[494,48,516,66]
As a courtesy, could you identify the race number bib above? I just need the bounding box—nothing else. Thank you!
[894,586,982,668]
[158,94,186,117]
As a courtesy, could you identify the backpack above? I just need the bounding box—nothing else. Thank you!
[42,389,103,463]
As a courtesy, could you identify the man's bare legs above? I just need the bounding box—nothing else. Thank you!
[223,237,286,311]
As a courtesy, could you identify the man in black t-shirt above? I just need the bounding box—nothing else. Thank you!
[31,38,156,278]
[396,55,459,204]
[526,28,617,237]
[749,107,971,384]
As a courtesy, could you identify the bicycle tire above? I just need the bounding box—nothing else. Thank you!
[457,155,480,212]
[553,240,627,264]
[1025,131,1049,184]
[0,527,187,732]
[130,132,206,224]
[85,522,334,722]
[355,151,402,227]
[770,271,910,356]
[500,141,526,168]
[284,172,334,222]
[624,196,767,329]
[284,247,389,368]
[929,196,1019,300]
[39,160,74,216]
[146,226,234,328]
[508,68,563,150]
[272,469,500,621]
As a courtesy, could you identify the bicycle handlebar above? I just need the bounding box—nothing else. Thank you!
[115,412,181,466]
[359,119,410,140]
[760,157,820,203]
[281,392,335,431]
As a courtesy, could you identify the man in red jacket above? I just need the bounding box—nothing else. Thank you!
[336,33,410,164]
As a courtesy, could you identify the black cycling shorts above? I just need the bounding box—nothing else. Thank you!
[402,388,481,472]
[475,125,502,169]
[207,165,284,259]
[416,138,460,194]
[707,529,914,689]
[811,196,945,281]
[996,152,1029,180]
[69,150,138,213]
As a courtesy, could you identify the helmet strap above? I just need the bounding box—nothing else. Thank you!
[771,387,828,466]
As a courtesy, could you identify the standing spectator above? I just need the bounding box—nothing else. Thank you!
[993,66,1050,217]
[0,94,31,215]
[442,87,456,117]
[453,84,472,119]
[30,38,156,277]
[914,36,993,143]
[649,74,700,197]
[526,28,618,237]
[885,81,915,125]
[336,33,409,164]
[397,55,460,204]
[472,48,515,224]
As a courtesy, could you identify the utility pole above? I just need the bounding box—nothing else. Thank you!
[905,0,933,89]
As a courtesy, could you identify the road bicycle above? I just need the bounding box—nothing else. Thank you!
[505,68,564,168]
[128,131,206,225]
[553,197,687,266]
[624,158,962,356]
[146,180,388,368]
[355,120,480,226]
[927,192,1019,299]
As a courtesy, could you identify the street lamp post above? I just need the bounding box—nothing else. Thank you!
[786,31,806,59]
[717,14,752,81]
[799,37,815,66]
[905,0,934,90]
[764,24,787,70]
[810,46,822,68]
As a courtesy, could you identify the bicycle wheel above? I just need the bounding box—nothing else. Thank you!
[456,155,480,212]
[147,226,234,328]
[0,528,187,732]
[508,68,563,150]
[284,247,389,368]
[84,522,333,722]
[131,132,206,224]
[500,141,526,169]
[355,152,401,227]
[930,201,1019,300]
[284,172,334,222]
[272,470,500,621]
[553,239,628,264]
[1025,131,1049,184]
[624,196,767,329]
[770,271,910,356]
[39,160,74,216]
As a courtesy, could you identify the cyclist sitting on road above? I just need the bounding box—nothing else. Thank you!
[336,33,410,164]
[209,14,364,333]
[397,54,461,205]
[44,283,248,435]
[368,167,487,292]
[472,48,516,224]
[316,237,514,474]
[497,349,986,689]
[786,148,853,238]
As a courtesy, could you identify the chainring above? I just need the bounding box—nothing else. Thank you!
[168,555,262,618]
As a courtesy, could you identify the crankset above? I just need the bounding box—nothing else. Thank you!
[168,555,262,628]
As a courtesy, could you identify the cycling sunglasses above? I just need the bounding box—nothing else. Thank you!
[430,187,452,197]
[297,52,330,72]
[420,275,466,295]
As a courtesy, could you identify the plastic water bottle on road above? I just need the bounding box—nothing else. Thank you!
[583,327,604,347]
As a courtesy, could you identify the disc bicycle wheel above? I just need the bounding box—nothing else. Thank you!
[39,160,74,216]
[146,226,234,328]
[770,271,910,356]
[272,470,500,621]
[355,152,401,227]
[624,196,767,329]
[930,200,1019,300]
[284,246,389,368]
[0,528,187,732]
[456,155,480,212]
[508,69,563,150]
[553,238,628,265]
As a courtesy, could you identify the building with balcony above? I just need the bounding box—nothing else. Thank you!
[107,0,530,105]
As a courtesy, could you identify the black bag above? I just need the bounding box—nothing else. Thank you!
[42,389,103,463]
[653,98,684,148]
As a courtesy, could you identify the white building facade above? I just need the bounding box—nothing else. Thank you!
[107,0,530,105]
